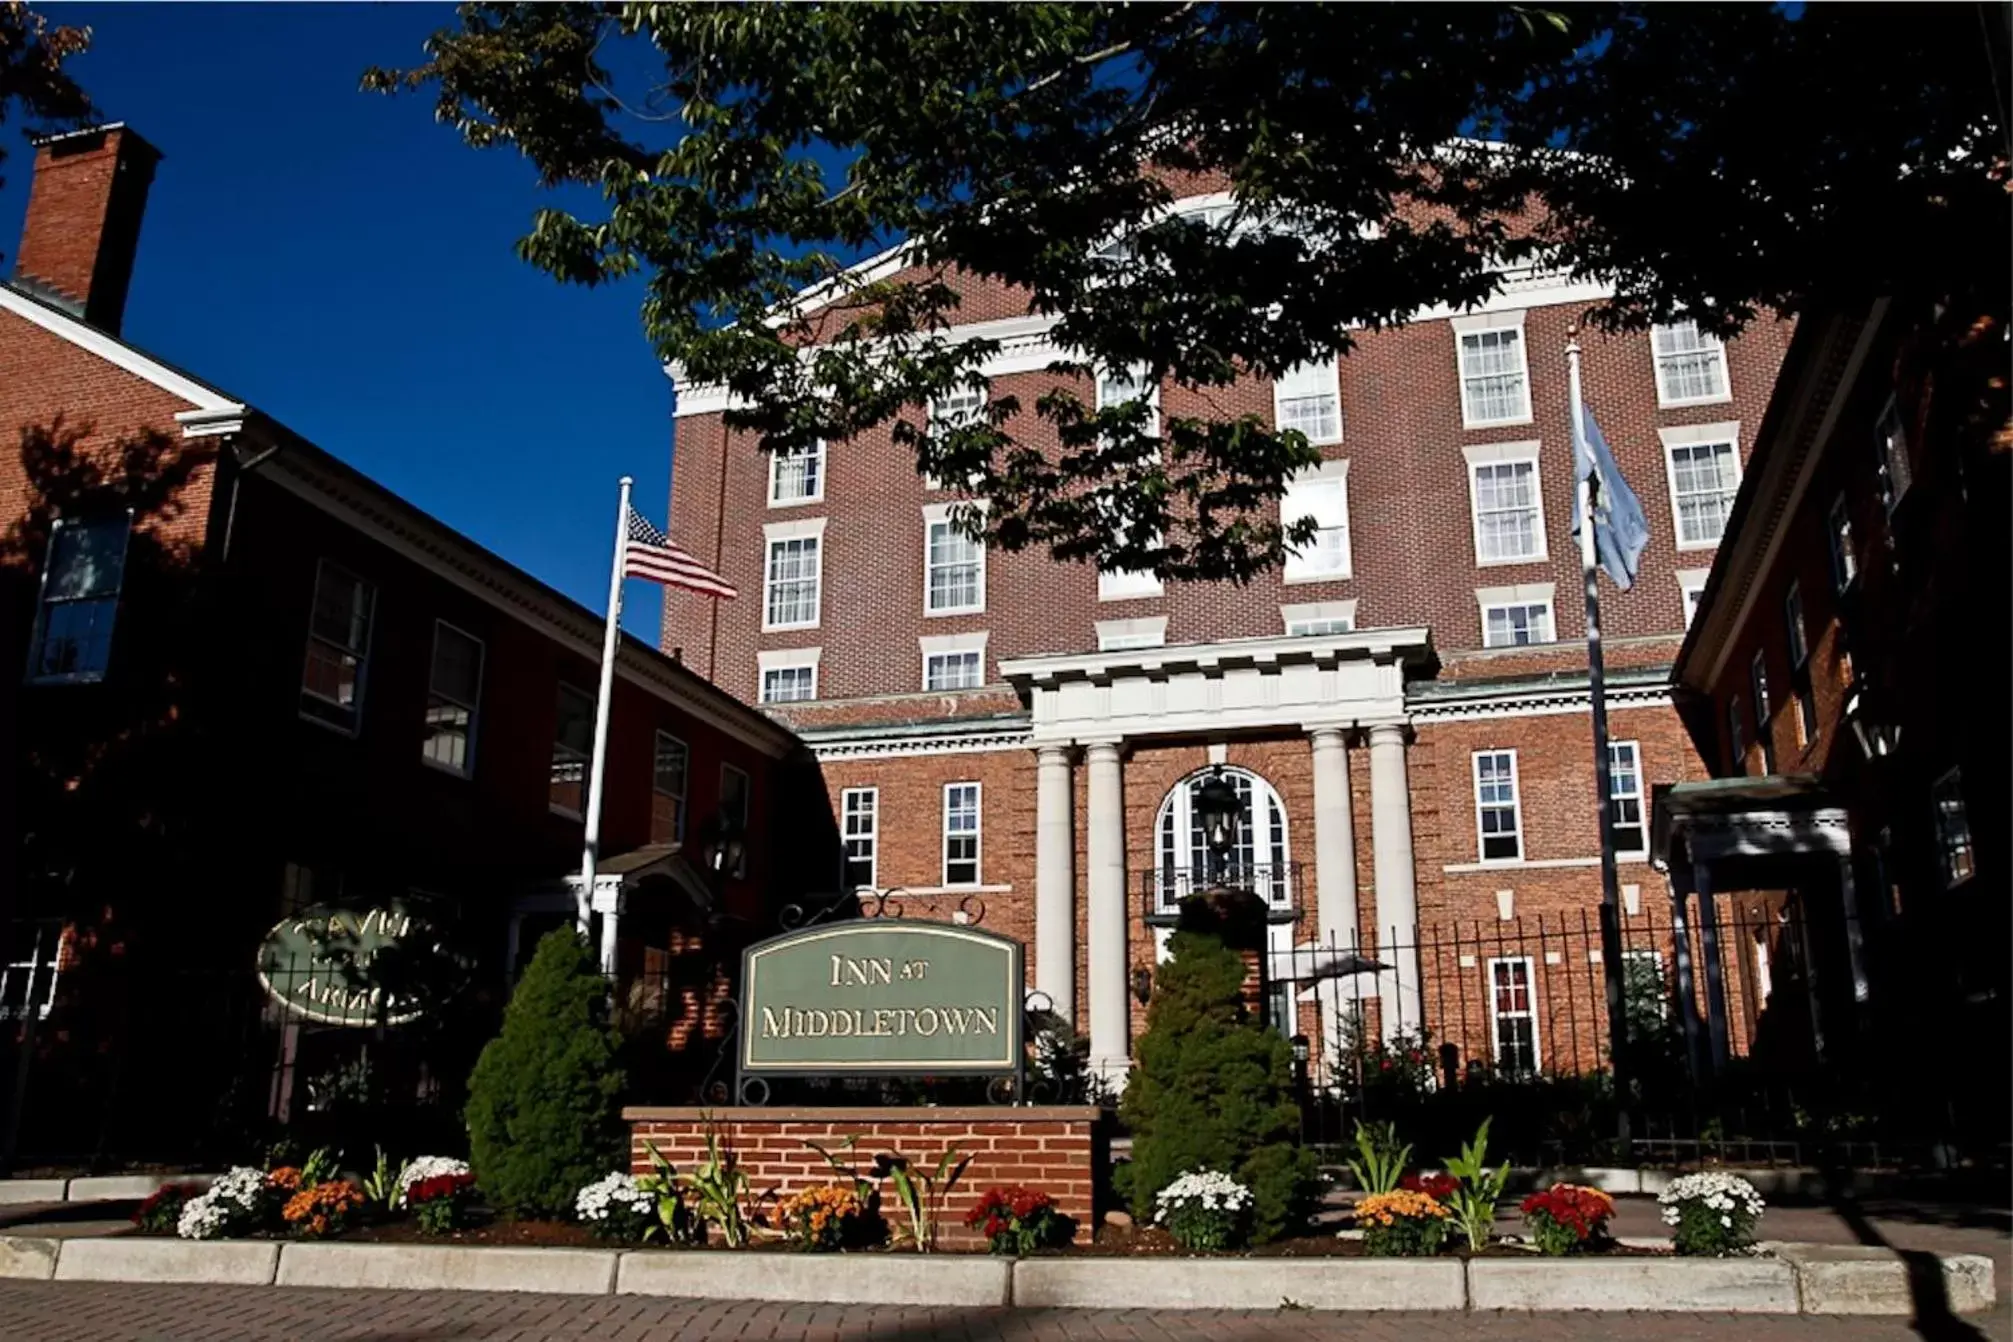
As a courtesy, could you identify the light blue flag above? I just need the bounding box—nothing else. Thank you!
[1572,402,1650,591]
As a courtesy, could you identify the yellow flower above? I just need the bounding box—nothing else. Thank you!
[1354,1190,1452,1228]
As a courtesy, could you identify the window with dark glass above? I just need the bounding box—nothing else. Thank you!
[720,763,751,877]
[422,622,483,776]
[301,561,376,731]
[651,732,688,843]
[27,513,131,684]
[549,683,594,814]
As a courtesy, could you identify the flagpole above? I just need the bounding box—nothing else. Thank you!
[1566,331,1632,1145]
[579,475,633,975]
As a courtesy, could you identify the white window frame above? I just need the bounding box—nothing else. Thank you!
[841,786,879,891]
[1676,568,1711,628]
[922,502,986,616]
[0,919,64,1022]
[942,781,982,887]
[1659,422,1743,551]
[27,510,133,686]
[652,730,688,844]
[1827,494,1858,594]
[1932,767,1975,889]
[1096,367,1165,600]
[1452,310,1533,429]
[925,383,988,491]
[1472,749,1524,864]
[1608,740,1647,857]
[1281,600,1357,637]
[757,647,821,704]
[920,630,988,690]
[1281,458,1353,582]
[1476,582,1557,648]
[421,619,484,778]
[1096,616,1168,651]
[300,558,377,735]
[1462,442,1548,566]
[1650,320,1733,408]
[1273,359,1342,445]
[761,517,826,631]
[549,682,595,818]
[1485,955,1541,1076]
[1875,396,1912,515]
[767,440,826,507]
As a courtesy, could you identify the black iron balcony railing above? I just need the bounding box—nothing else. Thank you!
[1141,862,1303,925]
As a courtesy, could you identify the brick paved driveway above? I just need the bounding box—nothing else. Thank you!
[0,1283,2006,1342]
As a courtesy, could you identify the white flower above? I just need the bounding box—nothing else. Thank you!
[398,1156,471,1197]
[1152,1169,1252,1225]
[574,1172,653,1223]
[175,1166,270,1240]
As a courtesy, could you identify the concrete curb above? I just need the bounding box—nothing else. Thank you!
[1467,1255,1800,1313]
[1014,1257,1466,1311]
[278,1243,618,1295]
[0,1234,1993,1313]
[616,1250,1012,1305]
[53,1237,281,1286]
[1768,1241,1998,1316]
[0,1181,68,1206]
[0,1174,216,1206]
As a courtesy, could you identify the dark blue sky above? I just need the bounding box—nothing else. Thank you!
[3,4,675,635]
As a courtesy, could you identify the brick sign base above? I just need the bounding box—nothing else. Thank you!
[623,1105,1108,1247]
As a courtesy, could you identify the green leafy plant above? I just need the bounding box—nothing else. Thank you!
[879,1146,972,1253]
[1117,921,1318,1243]
[360,1147,408,1215]
[635,1141,700,1246]
[299,1146,341,1191]
[464,928,626,1217]
[1441,1118,1511,1252]
[1354,1190,1453,1258]
[1342,1121,1410,1196]
[132,1183,206,1235]
[678,1120,756,1248]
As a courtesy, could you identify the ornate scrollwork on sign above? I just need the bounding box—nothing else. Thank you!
[985,1074,1021,1106]
[858,888,907,920]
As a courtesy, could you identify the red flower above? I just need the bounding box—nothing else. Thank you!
[1399,1173,1459,1200]
[406,1173,476,1206]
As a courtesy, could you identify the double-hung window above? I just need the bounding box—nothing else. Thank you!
[1662,424,1742,548]
[651,732,688,843]
[1473,749,1523,862]
[842,787,879,890]
[1784,583,1816,745]
[768,441,826,506]
[1875,397,1912,515]
[1096,366,1164,599]
[762,519,825,630]
[943,782,982,886]
[1608,741,1647,856]
[1677,569,1711,628]
[1487,957,1539,1076]
[925,384,987,491]
[27,512,131,684]
[1465,445,1546,565]
[1478,584,1556,647]
[1749,650,1777,773]
[1274,360,1341,444]
[549,683,594,815]
[720,763,751,877]
[758,648,819,704]
[1933,768,1975,888]
[1281,460,1352,581]
[924,506,985,615]
[920,632,986,690]
[422,621,483,776]
[1454,315,1532,427]
[1651,320,1731,406]
[302,560,376,732]
[1726,697,1746,775]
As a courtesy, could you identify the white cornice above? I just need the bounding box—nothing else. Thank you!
[0,285,239,413]
[1001,626,1434,689]
[805,725,1033,762]
[1408,680,1671,724]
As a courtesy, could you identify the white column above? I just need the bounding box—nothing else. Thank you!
[1034,744,1076,1021]
[1085,739,1130,1080]
[1310,726,1358,1087]
[1366,720,1423,1038]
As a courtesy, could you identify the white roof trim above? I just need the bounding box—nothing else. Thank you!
[0,286,239,413]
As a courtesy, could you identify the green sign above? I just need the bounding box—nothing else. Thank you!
[739,921,1023,1075]
[257,900,458,1027]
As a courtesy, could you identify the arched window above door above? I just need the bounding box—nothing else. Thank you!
[1152,766,1292,916]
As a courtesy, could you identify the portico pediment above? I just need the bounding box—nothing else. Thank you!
[999,628,1433,745]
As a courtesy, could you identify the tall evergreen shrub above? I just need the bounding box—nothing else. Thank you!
[1117,924,1318,1243]
[465,928,626,1217]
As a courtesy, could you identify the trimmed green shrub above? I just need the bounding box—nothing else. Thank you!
[465,928,626,1217]
[1116,925,1318,1243]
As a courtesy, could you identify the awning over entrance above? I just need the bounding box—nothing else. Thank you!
[1652,774,1851,870]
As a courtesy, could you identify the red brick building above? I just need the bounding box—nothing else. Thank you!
[1659,293,2009,1142]
[0,127,813,1155]
[659,182,1796,1083]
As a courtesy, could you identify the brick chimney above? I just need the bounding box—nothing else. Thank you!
[14,124,162,336]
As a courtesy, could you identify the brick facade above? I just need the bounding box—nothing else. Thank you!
[624,1105,1107,1247]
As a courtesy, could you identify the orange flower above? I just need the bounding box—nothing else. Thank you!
[1354,1190,1451,1228]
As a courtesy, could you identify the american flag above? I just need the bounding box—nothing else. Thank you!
[623,506,737,599]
